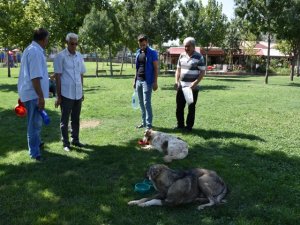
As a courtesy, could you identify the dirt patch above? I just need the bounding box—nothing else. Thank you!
[81,119,101,129]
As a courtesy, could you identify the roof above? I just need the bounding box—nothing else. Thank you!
[166,47,224,56]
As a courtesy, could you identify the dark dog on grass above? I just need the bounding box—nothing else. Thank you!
[128,164,228,210]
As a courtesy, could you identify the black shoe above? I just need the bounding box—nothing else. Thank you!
[173,126,184,130]
[71,141,85,148]
[184,126,192,132]
[136,124,145,129]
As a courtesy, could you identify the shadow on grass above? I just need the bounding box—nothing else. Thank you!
[1,138,300,225]
[160,84,231,91]
[0,107,61,156]
[207,78,253,82]
[0,83,18,93]
[154,127,265,142]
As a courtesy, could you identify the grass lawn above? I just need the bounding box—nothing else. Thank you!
[1,66,300,225]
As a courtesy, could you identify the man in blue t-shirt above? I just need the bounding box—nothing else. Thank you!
[133,34,158,130]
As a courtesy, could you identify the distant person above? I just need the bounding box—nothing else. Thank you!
[133,34,158,130]
[17,28,49,161]
[54,33,86,152]
[49,74,56,97]
[174,37,205,131]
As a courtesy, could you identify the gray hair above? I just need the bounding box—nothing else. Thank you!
[66,33,78,42]
[183,37,196,47]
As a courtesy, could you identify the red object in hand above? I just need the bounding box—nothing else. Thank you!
[15,99,27,117]
[138,139,149,145]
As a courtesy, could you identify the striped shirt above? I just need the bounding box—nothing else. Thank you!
[177,51,205,87]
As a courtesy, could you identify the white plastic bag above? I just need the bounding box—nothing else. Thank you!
[182,87,194,105]
[131,91,139,109]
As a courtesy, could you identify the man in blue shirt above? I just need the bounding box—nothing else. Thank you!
[17,28,49,161]
[133,34,158,130]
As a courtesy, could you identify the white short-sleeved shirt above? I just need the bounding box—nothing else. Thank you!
[53,48,86,100]
[17,41,49,102]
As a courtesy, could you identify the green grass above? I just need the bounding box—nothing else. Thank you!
[1,68,300,225]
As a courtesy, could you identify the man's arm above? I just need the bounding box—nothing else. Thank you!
[152,61,158,91]
[81,73,84,101]
[31,78,44,110]
[190,70,205,89]
[55,73,62,108]
[174,67,181,90]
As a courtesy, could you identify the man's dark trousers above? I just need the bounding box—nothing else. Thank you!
[176,88,199,129]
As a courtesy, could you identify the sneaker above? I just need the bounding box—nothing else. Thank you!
[32,156,44,161]
[71,141,85,148]
[64,146,71,152]
[136,124,145,129]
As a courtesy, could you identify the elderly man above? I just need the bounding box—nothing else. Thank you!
[54,33,86,151]
[17,28,49,161]
[133,34,158,130]
[174,37,205,131]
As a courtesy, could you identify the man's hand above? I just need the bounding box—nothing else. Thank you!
[55,96,61,108]
[152,82,158,91]
[174,82,180,91]
[133,82,136,89]
[190,81,198,90]
[38,97,45,110]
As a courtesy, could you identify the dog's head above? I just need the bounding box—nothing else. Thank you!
[146,164,169,181]
[143,129,154,143]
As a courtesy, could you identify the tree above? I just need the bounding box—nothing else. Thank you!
[235,0,287,84]
[180,0,227,71]
[275,0,300,80]
[79,6,121,76]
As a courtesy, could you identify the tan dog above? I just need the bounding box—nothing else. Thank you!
[128,164,228,210]
[141,130,188,162]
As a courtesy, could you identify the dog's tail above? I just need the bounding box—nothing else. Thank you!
[163,150,188,162]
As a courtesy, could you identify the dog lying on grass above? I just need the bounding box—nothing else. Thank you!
[128,164,228,210]
[141,130,188,162]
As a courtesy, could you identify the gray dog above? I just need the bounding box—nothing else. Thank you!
[128,164,228,210]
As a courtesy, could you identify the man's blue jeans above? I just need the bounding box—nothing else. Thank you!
[136,80,153,129]
[24,99,42,158]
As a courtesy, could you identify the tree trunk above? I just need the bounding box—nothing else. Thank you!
[297,52,300,77]
[109,45,113,76]
[264,33,271,84]
[290,53,296,81]
[120,47,126,76]
[7,52,11,78]
[205,47,208,75]
[95,52,99,77]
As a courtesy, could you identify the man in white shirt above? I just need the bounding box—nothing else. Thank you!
[54,33,86,151]
[17,28,49,161]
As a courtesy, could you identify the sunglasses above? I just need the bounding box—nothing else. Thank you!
[70,42,78,46]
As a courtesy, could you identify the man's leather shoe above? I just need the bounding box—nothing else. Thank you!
[71,142,85,148]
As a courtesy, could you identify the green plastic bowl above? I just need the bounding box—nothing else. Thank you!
[134,183,151,194]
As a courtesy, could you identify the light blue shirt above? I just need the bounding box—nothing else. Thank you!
[53,48,86,100]
[18,41,49,102]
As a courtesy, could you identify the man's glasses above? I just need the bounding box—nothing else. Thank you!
[70,42,78,46]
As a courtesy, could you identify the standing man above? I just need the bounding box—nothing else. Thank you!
[17,28,49,161]
[174,37,205,131]
[54,33,86,151]
[133,34,158,130]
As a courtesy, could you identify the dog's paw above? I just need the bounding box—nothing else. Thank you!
[197,205,205,210]
[128,200,139,205]
[163,156,172,163]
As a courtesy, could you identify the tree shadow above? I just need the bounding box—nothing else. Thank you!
[0,83,18,93]
[207,78,253,82]
[1,138,299,225]
[0,107,61,156]
[154,127,265,142]
[160,84,231,91]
